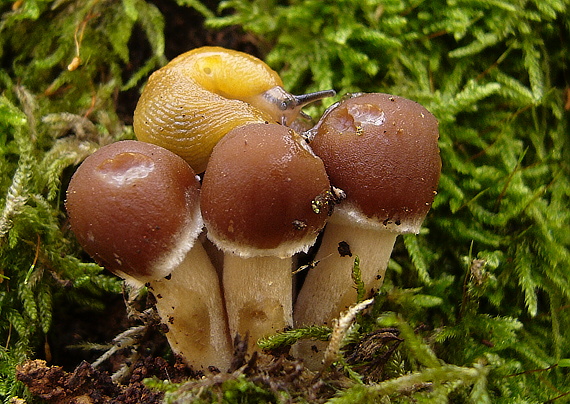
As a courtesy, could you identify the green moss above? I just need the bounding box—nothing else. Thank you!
[1,0,569,402]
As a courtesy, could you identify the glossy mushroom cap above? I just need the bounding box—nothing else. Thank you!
[201,123,332,258]
[309,93,441,233]
[66,140,202,284]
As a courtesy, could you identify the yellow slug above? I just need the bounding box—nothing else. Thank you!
[133,46,335,173]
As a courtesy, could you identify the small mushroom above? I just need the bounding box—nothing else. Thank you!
[201,123,332,353]
[294,93,441,366]
[65,140,232,371]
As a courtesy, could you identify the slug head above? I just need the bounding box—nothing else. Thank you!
[247,87,337,126]
[180,47,335,125]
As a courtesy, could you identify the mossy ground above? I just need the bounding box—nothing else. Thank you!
[1,0,569,403]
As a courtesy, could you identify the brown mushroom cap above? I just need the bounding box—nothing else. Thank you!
[201,123,331,258]
[310,93,441,233]
[66,140,202,283]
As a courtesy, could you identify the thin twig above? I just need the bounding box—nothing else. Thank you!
[321,298,374,371]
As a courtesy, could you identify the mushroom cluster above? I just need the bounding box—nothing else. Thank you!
[66,47,441,372]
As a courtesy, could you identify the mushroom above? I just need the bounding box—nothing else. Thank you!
[293,93,441,366]
[200,123,332,353]
[65,140,232,371]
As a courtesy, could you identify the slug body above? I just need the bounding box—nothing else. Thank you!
[134,46,335,173]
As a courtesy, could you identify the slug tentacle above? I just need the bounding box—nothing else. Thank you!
[250,88,337,125]
[134,46,335,173]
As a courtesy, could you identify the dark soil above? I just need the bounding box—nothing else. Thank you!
[17,328,355,403]
[17,358,168,404]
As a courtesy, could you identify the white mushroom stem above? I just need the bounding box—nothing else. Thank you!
[293,217,397,368]
[222,254,293,353]
[149,242,233,372]
[295,220,397,325]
